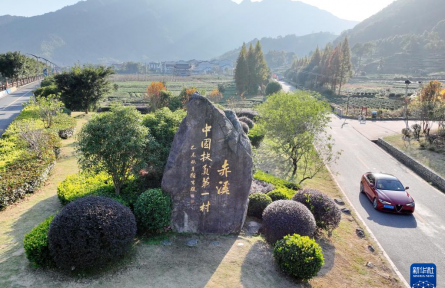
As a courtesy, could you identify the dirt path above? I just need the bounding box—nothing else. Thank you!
[0,114,88,286]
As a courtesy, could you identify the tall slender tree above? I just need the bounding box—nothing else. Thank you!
[234,43,249,95]
[327,47,341,92]
[254,41,270,94]
[337,38,353,95]
[247,43,257,94]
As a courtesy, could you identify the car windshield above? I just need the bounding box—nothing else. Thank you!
[376,179,405,191]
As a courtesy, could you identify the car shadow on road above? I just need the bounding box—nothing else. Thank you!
[359,193,417,228]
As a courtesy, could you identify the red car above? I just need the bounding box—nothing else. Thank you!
[360,172,415,213]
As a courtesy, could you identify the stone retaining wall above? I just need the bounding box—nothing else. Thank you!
[376,138,445,192]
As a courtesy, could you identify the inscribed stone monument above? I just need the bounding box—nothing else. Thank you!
[161,93,253,234]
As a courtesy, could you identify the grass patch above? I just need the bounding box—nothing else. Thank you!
[384,134,445,178]
[255,138,403,287]
[0,112,402,287]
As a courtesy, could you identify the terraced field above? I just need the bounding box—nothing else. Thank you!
[107,74,265,109]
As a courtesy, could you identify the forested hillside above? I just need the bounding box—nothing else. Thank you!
[217,32,337,68]
[339,0,445,74]
[0,0,356,65]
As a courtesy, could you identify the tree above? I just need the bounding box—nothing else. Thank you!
[337,38,353,95]
[123,62,142,74]
[35,94,64,128]
[253,41,270,94]
[54,65,114,114]
[410,80,444,134]
[0,52,26,84]
[327,47,341,92]
[77,104,148,195]
[234,43,249,95]
[247,43,257,94]
[257,91,339,183]
[146,82,168,111]
[265,81,282,96]
[142,108,186,185]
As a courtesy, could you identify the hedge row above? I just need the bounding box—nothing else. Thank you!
[57,172,142,208]
[254,170,300,192]
[0,105,60,209]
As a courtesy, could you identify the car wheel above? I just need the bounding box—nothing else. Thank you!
[360,182,364,193]
[373,198,378,210]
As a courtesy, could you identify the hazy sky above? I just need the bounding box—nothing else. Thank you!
[2,0,396,21]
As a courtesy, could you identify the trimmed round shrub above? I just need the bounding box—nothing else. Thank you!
[24,215,55,267]
[292,189,341,234]
[239,116,254,129]
[262,200,316,244]
[273,234,324,280]
[240,121,249,134]
[134,189,172,233]
[265,81,282,96]
[61,107,72,116]
[48,196,136,271]
[248,193,272,219]
[267,189,289,201]
[248,125,265,148]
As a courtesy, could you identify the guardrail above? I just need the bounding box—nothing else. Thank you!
[0,75,43,92]
[376,138,445,192]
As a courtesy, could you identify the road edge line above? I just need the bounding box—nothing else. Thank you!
[324,164,410,288]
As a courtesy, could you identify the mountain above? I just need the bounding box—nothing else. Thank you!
[217,32,337,63]
[0,0,357,65]
[336,0,445,74]
[340,0,444,45]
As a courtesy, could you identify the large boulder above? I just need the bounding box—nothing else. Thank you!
[162,93,253,234]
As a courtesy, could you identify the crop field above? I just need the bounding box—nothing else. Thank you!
[107,74,265,109]
[324,77,445,117]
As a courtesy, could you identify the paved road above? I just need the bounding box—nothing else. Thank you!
[329,115,445,284]
[279,81,443,284]
[0,82,40,135]
[278,80,296,92]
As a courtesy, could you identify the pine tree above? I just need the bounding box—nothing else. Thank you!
[234,43,249,95]
[320,44,332,87]
[247,43,256,94]
[254,41,270,94]
[327,47,341,92]
[337,38,353,95]
[307,47,322,87]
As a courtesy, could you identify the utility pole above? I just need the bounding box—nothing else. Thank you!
[404,80,412,129]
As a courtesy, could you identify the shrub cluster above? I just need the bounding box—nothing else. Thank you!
[57,172,142,208]
[254,170,300,191]
[48,196,137,271]
[24,215,55,267]
[134,189,172,233]
[0,105,60,209]
[273,234,324,280]
[247,193,272,219]
[262,200,316,244]
[248,125,265,148]
[52,113,76,139]
[267,188,290,201]
[292,189,341,234]
[250,179,275,194]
